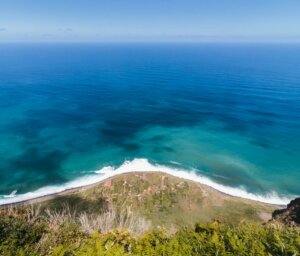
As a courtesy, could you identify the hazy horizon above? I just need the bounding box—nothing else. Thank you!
[1,0,300,42]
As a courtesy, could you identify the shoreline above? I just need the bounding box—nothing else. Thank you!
[0,169,286,209]
[0,158,293,207]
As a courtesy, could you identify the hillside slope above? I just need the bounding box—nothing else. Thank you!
[1,172,299,256]
[33,172,276,228]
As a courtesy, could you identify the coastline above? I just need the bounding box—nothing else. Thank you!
[0,159,288,208]
[0,158,291,207]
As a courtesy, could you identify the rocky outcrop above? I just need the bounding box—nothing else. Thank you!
[272,197,300,226]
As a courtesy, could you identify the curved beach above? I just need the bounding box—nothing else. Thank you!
[0,159,292,206]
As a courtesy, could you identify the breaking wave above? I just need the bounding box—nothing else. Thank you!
[0,158,294,206]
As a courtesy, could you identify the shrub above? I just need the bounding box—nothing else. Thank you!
[0,205,299,255]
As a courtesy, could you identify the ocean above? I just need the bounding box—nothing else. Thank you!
[0,43,299,204]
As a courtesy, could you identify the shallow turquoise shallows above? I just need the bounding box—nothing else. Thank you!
[0,43,299,203]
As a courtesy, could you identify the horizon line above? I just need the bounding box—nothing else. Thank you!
[1,40,300,44]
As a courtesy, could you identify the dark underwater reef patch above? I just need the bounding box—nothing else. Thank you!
[1,148,68,194]
[11,147,67,173]
[8,117,49,138]
[249,138,273,149]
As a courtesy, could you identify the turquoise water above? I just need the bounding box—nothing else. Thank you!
[0,43,299,204]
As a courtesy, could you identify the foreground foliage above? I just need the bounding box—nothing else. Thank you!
[0,207,299,256]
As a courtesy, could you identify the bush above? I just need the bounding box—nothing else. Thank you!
[0,216,44,255]
[0,206,299,255]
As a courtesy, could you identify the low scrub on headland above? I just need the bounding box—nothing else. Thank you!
[35,172,276,227]
[1,173,299,255]
[0,205,299,256]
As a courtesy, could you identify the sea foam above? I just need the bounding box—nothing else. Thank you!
[0,158,293,205]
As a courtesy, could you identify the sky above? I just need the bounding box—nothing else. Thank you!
[0,0,300,42]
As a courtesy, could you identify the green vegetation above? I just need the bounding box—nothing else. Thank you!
[0,207,299,256]
[1,173,298,255]
[39,172,275,227]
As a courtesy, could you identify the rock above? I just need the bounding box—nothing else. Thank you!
[272,197,300,226]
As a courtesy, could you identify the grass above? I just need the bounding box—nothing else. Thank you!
[0,173,298,255]
[0,205,299,255]
[37,172,275,228]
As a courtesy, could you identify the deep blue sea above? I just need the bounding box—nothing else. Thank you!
[0,43,299,204]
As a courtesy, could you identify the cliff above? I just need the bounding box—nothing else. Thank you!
[272,197,300,226]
